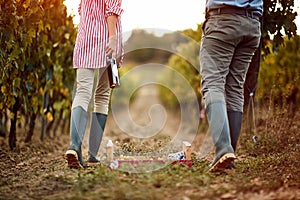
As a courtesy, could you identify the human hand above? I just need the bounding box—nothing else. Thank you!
[106,36,117,58]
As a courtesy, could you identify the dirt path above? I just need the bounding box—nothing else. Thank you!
[1,67,299,199]
[103,65,202,155]
[0,72,200,199]
[106,84,180,138]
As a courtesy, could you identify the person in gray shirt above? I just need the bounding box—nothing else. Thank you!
[200,0,263,172]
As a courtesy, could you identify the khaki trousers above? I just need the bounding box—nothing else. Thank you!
[72,68,111,114]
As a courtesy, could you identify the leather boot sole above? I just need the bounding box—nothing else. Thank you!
[209,153,236,172]
[86,162,101,167]
[65,150,83,169]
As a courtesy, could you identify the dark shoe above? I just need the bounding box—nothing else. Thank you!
[65,149,86,169]
[209,152,236,172]
[86,155,101,167]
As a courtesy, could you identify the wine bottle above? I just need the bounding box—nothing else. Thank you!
[107,58,120,88]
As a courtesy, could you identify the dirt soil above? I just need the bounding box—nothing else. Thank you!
[0,83,299,200]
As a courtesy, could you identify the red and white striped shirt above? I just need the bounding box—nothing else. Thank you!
[73,0,124,69]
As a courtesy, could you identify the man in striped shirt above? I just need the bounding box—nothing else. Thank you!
[200,0,263,172]
[64,0,124,169]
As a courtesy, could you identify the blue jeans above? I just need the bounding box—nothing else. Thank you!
[200,14,261,112]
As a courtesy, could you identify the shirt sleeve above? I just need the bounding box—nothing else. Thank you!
[105,0,124,17]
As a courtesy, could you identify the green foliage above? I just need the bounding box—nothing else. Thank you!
[1,0,42,112]
[262,0,298,54]
[0,0,76,143]
[124,29,188,64]
[257,35,300,107]
[158,25,202,109]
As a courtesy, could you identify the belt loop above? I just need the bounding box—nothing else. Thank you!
[246,10,254,19]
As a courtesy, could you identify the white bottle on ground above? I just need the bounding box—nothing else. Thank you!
[106,140,114,162]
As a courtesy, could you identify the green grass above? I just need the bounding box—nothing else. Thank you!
[54,107,300,200]
[1,106,299,200]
